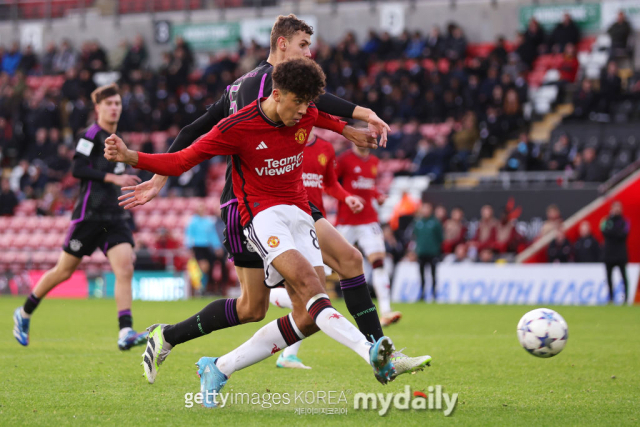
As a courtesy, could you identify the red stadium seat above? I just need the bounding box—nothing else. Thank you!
[0,231,16,249]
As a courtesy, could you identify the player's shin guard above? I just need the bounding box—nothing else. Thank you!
[162,299,240,346]
[215,314,304,377]
[371,261,392,314]
[269,287,293,309]
[340,275,383,342]
[307,294,371,363]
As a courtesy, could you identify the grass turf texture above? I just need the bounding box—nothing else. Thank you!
[1,297,639,426]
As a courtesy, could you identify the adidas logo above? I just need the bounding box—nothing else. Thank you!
[204,366,211,373]
[256,141,268,150]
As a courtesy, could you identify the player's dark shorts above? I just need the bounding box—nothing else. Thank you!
[62,219,134,258]
[309,201,324,223]
[221,201,264,269]
[193,247,215,262]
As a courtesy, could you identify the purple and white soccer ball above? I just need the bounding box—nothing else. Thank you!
[517,308,568,358]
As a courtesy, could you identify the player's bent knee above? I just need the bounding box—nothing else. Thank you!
[236,298,268,323]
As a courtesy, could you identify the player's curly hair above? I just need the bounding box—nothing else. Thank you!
[270,14,314,52]
[272,57,326,103]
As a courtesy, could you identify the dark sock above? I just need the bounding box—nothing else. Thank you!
[23,293,41,315]
[340,275,383,342]
[118,309,133,330]
[163,298,239,346]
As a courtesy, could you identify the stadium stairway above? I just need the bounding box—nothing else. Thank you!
[446,103,575,188]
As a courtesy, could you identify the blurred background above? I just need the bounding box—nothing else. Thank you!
[0,0,638,304]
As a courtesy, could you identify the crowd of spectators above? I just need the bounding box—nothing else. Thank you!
[0,20,536,213]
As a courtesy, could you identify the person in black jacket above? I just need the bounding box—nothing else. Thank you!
[574,221,601,262]
[548,228,573,263]
[601,202,630,303]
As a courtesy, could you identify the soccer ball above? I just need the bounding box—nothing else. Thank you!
[517,308,568,358]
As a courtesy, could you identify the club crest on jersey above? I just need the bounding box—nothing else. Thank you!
[371,165,377,175]
[69,239,83,252]
[267,236,280,248]
[295,128,308,144]
[318,153,328,166]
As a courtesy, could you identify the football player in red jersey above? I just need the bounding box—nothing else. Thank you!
[336,146,402,327]
[106,59,414,401]
[269,128,364,369]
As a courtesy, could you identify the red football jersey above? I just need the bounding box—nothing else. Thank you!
[302,136,350,217]
[335,150,381,225]
[136,99,345,225]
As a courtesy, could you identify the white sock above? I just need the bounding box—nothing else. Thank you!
[282,340,302,358]
[270,288,292,309]
[372,268,392,314]
[119,327,132,340]
[307,294,371,363]
[20,308,31,319]
[216,314,304,377]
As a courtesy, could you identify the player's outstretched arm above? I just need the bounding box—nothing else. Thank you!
[118,98,226,209]
[315,93,390,148]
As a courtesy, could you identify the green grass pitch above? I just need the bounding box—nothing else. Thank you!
[1,297,639,426]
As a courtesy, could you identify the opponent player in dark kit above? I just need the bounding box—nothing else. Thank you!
[115,15,430,383]
[13,84,148,351]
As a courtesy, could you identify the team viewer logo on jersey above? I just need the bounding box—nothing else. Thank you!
[318,153,327,166]
[295,129,308,144]
[267,236,280,248]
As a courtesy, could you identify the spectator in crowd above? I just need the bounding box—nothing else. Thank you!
[505,132,540,171]
[451,111,479,170]
[547,228,572,263]
[41,42,58,75]
[53,39,77,74]
[388,191,419,246]
[572,79,598,119]
[445,24,468,61]
[494,208,523,253]
[424,26,445,59]
[434,204,448,224]
[524,18,546,56]
[549,13,581,53]
[599,61,622,113]
[607,11,633,58]
[490,36,509,65]
[382,223,405,266]
[471,205,498,251]
[574,221,601,263]
[412,202,443,300]
[184,203,227,295]
[121,35,148,77]
[600,201,630,303]
[442,206,467,253]
[154,227,182,270]
[442,243,472,263]
[26,128,55,163]
[46,143,72,183]
[575,147,608,182]
[0,177,18,215]
[2,42,22,76]
[540,204,563,238]
[545,134,572,171]
[558,43,579,83]
[18,45,38,75]
[515,32,536,69]
[478,248,495,263]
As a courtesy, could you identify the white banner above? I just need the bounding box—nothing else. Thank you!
[601,1,640,31]
[241,15,318,47]
[379,3,405,37]
[20,23,44,53]
[392,262,639,305]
